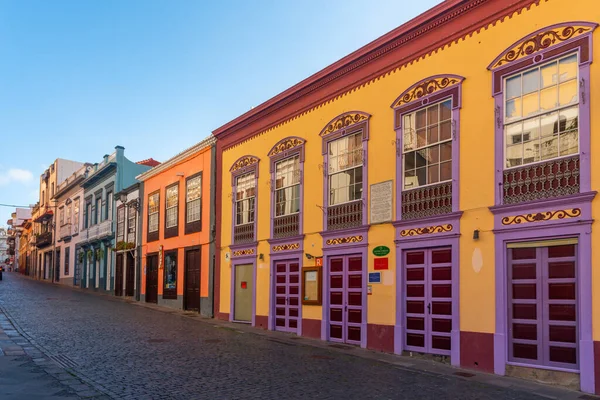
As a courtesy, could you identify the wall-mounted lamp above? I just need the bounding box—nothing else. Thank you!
[305,253,314,260]
[473,230,480,240]
[259,253,264,261]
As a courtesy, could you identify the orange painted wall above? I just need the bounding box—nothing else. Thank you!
[140,147,212,298]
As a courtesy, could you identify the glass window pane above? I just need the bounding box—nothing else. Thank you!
[506,143,523,167]
[403,114,413,131]
[404,126,415,151]
[560,106,578,132]
[404,170,416,190]
[440,100,451,121]
[506,122,523,145]
[522,69,539,94]
[416,149,427,168]
[523,139,540,165]
[427,164,439,184]
[427,105,439,125]
[541,61,558,88]
[427,125,439,145]
[440,142,452,162]
[439,121,451,141]
[416,128,427,148]
[404,152,415,171]
[540,112,559,137]
[429,145,440,164]
[415,167,426,187]
[354,166,363,185]
[416,109,426,129]
[540,135,558,160]
[164,253,177,289]
[558,80,578,106]
[522,92,539,117]
[522,118,540,142]
[440,162,452,181]
[505,99,521,120]
[506,75,521,99]
[540,86,558,111]
[559,130,579,156]
[559,54,577,83]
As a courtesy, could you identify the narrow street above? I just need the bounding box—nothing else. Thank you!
[0,274,580,399]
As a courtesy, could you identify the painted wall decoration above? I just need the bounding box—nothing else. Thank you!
[325,235,364,246]
[400,224,453,237]
[501,208,581,225]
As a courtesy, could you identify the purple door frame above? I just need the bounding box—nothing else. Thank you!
[271,258,301,334]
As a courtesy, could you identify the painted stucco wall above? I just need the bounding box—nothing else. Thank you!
[218,0,599,344]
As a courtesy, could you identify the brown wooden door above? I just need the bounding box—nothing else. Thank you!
[115,254,124,297]
[146,255,158,303]
[184,249,200,311]
[125,252,135,297]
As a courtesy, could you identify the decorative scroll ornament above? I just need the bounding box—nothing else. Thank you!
[501,208,581,226]
[232,248,255,257]
[325,235,363,246]
[268,137,305,157]
[272,243,300,252]
[319,112,370,137]
[392,75,462,108]
[400,224,453,237]
[490,25,593,69]
[230,156,259,172]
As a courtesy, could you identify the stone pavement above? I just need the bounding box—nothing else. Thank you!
[0,272,596,400]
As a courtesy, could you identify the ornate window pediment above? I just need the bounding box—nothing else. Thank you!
[230,155,260,173]
[268,137,305,157]
[319,111,370,138]
[391,75,464,109]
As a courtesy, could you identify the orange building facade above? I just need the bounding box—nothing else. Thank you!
[138,136,216,316]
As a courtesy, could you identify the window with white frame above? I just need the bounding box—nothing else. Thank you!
[107,191,113,220]
[117,206,125,242]
[186,175,202,223]
[73,200,79,233]
[504,54,579,168]
[328,132,363,205]
[275,155,300,217]
[165,185,178,229]
[127,204,136,242]
[66,205,71,225]
[403,100,452,189]
[235,173,255,225]
[148,193,159,233]
[59,208,65,226]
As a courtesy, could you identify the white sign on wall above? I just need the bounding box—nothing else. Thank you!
[370,180,393,224]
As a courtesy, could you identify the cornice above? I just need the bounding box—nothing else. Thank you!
[214,0,543,150]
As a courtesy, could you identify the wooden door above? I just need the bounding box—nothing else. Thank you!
[508,244,578,369]
[234,264,253,322]
[274,261,300,333]
[146,255,158,303]
[115,254,124,296]
[328,255,363,345]
[184,249,200,311]
[125,252,135,297]
[404,248,453,356]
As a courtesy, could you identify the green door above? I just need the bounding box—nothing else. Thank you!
[234,264,253,322]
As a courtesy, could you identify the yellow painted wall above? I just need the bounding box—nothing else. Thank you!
[219,0,600,337]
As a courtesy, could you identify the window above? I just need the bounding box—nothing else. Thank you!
[95,197,101,224]
[275,156,300,217]
[235,173,255,225]
[147,192,159,242]
[106,191,113,220]
[504,54,579,168]
[66,205,71,225]
[117,206,125,242]
[328,132,363,205]
[403,100,453,189]
[59,208,65,226]
[186,175,202,223]
[73,200,79,233]
[165,184,179,230]
[85,202,92,228]
[127,204,136,243]
[163,250,177,299]
[64,247,70,276]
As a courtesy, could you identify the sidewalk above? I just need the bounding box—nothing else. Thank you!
[0,303,107,399]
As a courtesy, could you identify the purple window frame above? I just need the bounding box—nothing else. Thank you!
[268,137,305,239]
[319,111,370,230]
[392,75,464,220]
[489,22,597,205]
[230,156,260,246]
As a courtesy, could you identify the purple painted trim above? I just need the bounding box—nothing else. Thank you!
[269,253,303,336]
[229,254,257,327]
[320,241,368,348]
[493,198,594,393]
[230,159,259,246]
[489,192,596,215]
[320,112,370,230]
[491,26,594,205]
[394,213,461,366]
[393,77,464,220]
[268,139,306,239]
[487,22,598,70]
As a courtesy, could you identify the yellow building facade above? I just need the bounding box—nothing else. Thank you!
[214,0,600,394]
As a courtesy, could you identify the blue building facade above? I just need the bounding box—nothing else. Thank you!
[77,146,153,293]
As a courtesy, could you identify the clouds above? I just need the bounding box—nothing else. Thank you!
[0,168,34,186]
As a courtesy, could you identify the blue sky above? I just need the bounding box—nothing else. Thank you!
[0,0,439,225]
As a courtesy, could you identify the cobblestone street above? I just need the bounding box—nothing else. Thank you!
[0,274,584,400]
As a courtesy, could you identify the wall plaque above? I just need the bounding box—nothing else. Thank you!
[370,180,393,224]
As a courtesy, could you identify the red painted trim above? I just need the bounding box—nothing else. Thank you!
[215,311,229,321]
[460,331,494,373]
[366,324,395,353]
[213,0,542,149]
[301,318,322,339]
[255,315,268,330]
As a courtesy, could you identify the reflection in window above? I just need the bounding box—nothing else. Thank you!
[275,156,300,217]
[164,251,177,290]
[186,175,202,223]
[236,173,255,225]
[505,54,579,168]
[402,100,452,189]
[328,132,363,205]
[166,185,178,229]
[148,193,159,233]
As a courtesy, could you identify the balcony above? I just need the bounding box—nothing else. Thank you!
[234,223,254,244]
[84,219,113,243]
[35,232,53,248]
[273,214,299,239]
[401,182,452,220]
[327,200,363,231]
[98,219,113,239]
[59,223,72,240]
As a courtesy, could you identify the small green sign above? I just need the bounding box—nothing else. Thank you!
[373,246,390,257]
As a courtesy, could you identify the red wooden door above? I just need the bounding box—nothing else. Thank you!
[115,254,124,297]
[274,261,300,333]
[328,255,363,345]
[508,244,578,369]
[125,253,135,297]
[404,248,453,356]
[185,249,200,312]
[146,255,158,303]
